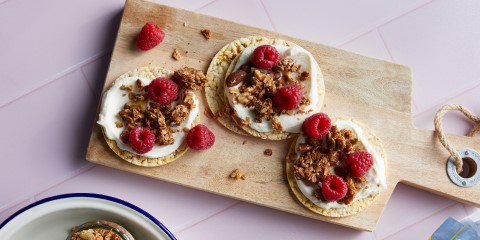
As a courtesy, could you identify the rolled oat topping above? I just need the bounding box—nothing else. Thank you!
[230,56,310,124]
[271,117,283,132]
[170,105,189,125]
[276,56,301,72]
[173,67,207,90]
[293,125,365,202]
[70,228,123,240]
[117,80,192,148]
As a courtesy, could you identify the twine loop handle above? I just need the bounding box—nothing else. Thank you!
[434,104,480,173]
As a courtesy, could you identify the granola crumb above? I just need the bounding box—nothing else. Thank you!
[115,121,123,128]
[264,148,273,156]
[276,56,301,72]
[170,105,189,125]
[230,169,246,180]
[120,84,133,91]
[271,117,283,132]
[183,22,187,27]
[201,28,211,39]
[239,117,251,126]
[242,140,247,145]
[172,48,182,61]
[299,71,310,81]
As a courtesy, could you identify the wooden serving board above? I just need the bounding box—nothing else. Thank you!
[86,0,480,231]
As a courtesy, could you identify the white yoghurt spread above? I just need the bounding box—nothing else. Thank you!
[97,77,199,158]
[225,43,319,133]
[295,119,387,209]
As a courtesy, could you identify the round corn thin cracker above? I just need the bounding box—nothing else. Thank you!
[286,118,386,217]
[100,66,197,167]
[225,53,325,140]
[205,36,325,140]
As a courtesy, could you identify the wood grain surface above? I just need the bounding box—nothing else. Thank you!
[86,0,480,231]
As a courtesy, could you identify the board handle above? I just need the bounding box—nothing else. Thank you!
[399,128,480,207]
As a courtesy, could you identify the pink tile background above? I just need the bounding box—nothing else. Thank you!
[0,0,478,239]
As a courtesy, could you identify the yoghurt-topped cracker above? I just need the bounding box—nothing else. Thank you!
[97,66,213,167]
[286,113,387,217]
[205,36,325,140]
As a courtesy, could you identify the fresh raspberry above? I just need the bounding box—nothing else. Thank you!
[137,22,165,51]
[346,151,374,178]
[187,124,215,150]
[147,78,178,105]
[272,85,303,110]
[321,175,348,202]
[302,113,331,139]
[252,45,280,69]
[129,126,155,154]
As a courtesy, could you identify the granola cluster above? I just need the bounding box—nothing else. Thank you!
[228,57,311,126]
[71,228,123,240]
[173,67,208,90]
[117,78,195,148]
[292,125,366,204]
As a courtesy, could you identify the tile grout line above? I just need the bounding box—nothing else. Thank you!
[375,0,435,34]
[31,164,97,201]
[193,0,219,12]
[462,204,479,217]
[0,164,96,215]
[335,0,435,47]
[0,197,35,217]
[334,1,435,112]
[373,26,421,113]
[0,50,110,110]
[376,202,459,239]
[373,28,396,62]
[173,201,242,235]
[0,196,36,223]
[412,81,480,118]
[79,67,101,104]
[259,0,278,32]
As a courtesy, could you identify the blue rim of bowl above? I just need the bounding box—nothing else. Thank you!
[0,193,176,240]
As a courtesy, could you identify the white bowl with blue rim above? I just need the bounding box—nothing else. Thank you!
[0,193,176,240]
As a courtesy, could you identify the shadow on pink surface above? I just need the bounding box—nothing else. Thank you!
[81,10,123,103]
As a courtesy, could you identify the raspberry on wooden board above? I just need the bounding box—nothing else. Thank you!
[137,22,165,51]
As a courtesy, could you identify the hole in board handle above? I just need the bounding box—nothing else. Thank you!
[459,157,478,178]
[446,149,480,188]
